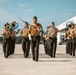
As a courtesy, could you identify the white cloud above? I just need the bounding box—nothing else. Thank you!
[27,9,33,12]
[19,3,29,7]
[23,9,33,15]
[0,0,11,3]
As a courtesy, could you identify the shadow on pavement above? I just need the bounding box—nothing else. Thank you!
[39,59,71,62]
[7,53,76,59]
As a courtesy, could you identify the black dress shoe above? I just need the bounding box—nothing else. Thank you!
[24,53,27,58]
[32,57,35,61]
[35,59,38,62]
[35,60,38,62]
[73,55,75,56]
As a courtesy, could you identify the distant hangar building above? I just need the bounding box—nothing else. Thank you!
[56,16,76,44]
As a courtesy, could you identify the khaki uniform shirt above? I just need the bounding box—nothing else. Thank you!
[1,29,11,39]
[65,29,74,39]
[11,30,16,40]
[73,29,76,39]
[69,29,74,39]
[20,27,29,38]
[29,23,42,36]
[49,27,58,38]
[65,30,70,39]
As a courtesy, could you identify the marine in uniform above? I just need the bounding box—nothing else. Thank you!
[68,24,75,56]
[10,20,19,55]
[43,26,50,55]
[65,24,75,56]
[64,25,71,54]
[73,24,76,56]
[1,23,11,58]
[48,22,59,58]
[29,16,43,61]
[10,29,16,55]
[20,22,30,58]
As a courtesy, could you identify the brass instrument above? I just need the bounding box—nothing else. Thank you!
[66,21,74,26]
[66,21,74,30]
[10,20,19,30]
[30,24,41,36]
[43,34,49,40]
[6,24,10,30]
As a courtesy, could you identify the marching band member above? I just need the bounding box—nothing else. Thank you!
[64,25,71,54]
[10,20,18,55]
[10,29,16,55]
[48,22,59,58]
[69,24,75,56]
[73,24,76,56]
[70,24,75,56]
[1,23,11,58]
[43,26,50,55]
[29,16,43,61]
[20,22,30,58]
[65,23,75,56]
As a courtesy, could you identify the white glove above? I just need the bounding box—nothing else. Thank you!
[37,28,40,31]
[28,34,32,40]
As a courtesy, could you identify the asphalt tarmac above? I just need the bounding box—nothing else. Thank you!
[0,44,76,75]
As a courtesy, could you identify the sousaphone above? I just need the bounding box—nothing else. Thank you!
[10,20,19,30]
[66,21,74,28]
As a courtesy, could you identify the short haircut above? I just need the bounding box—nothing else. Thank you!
[4,23,10,26]
[33,16,37,19]
[52,22,55,25]
[47,26,50,28]
[25,21,29,25]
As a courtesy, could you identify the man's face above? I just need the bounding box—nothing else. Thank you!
[24,23,28,27]
[51,23,55,27]
[33,18,37,23]
[75,25,76,29]
[47,27,49,31]
[4,26,6,29]
[71,25,74,29]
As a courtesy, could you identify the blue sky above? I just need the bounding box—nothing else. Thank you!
[0,0,76,35]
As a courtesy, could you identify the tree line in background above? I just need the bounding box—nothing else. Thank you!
[0,36,22,44]
[0,35,43,44]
